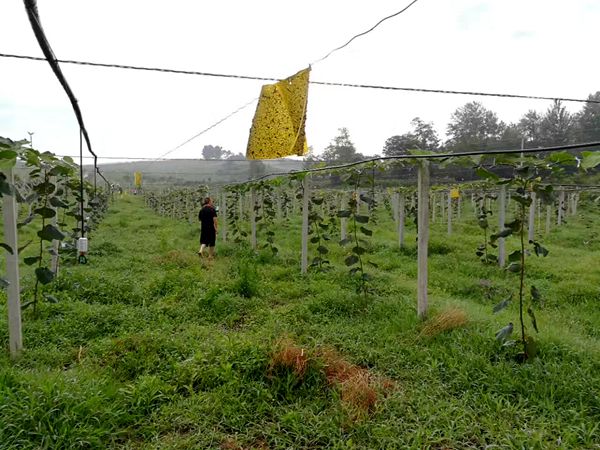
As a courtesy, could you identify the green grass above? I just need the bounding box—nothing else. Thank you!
[1,193,599,449]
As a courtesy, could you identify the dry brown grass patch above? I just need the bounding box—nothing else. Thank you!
[419,307,468,338]
[269,338,309,378]
[318,347,398,416]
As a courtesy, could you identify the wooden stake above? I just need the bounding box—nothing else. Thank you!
[398,194,405,248]
[250,188,257,250]
[528,191,536,242]
[417,161,430,319]
[220,192,227,243]
[301,175,310,274]
[3,168,23,358]
[447,191,452,235]
[498,185,506,267]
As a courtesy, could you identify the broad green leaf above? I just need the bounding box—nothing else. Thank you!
[345,254,359,266]
[491,228,512,240]
[49,197,69,208]
[359,226,372,236]
[355,215,369,224]
[547,151,576,165]
[581,151,600,170]
[507,262,521,273]
[44,294,59,303]
[34,207,56,219]
[35,267,54,284]
[508,250,522,263]
[531,285,541,302]
[37,224,65,242]
[525,335,538,358]
[0,243,13,255]
[24,256,41,266]
[0,277,9,288]
[527,307,539,333]
[337,210,351,218]
[475,166,500,181]
[317,245,329,255]
[493,296,511,313]
[352,246,366,255]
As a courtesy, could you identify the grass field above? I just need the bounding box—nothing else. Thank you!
[1,193,599,449]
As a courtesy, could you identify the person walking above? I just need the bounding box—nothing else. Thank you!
[198,196,218,258]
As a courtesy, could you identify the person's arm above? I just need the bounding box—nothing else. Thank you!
[213,216,218,232]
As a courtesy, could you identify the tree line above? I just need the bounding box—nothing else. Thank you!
[309,92,600,162]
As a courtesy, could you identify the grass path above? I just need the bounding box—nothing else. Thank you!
[0,194,599,449]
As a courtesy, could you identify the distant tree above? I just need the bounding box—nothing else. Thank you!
[518,110,542,147]
[202,144,232,160]
[574,92,600,143]
[226,152,246,160]
[446,102,504,152]
[539,100,574,146]
[382,134,419,156]
[382,117,440,156]
[321,128,364,162]
[411,117,440,151]
[496,122,524,150]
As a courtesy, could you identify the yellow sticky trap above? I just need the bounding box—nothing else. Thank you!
[450,188,460,199]
[246,68,310,160]
[134,171,142,188]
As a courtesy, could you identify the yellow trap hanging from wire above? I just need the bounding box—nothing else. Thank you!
[246,67,310,160]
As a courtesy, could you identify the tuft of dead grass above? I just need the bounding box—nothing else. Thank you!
[419,307,468,338]
[318,347,398,417]
[268,338,309,377]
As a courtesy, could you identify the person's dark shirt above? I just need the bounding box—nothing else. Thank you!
[198,205,217,231]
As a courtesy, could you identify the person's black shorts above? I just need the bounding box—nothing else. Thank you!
[200,230,216,247]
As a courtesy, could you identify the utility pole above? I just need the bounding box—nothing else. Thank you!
[27,131,34,148]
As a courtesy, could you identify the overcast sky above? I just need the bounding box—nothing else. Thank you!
[1,0,599,163]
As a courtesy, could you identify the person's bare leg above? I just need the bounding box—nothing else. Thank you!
[208,246,215,259]
[199,244,207,256]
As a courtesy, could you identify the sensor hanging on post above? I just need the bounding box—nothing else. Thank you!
[77,237,88,264]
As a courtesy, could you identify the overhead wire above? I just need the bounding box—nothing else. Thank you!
[3,52,598,105]
[311,0,421,64]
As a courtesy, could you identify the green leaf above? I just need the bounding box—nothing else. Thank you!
[337,210,351,218]
[49,197,69,208]
[0,243,13,255]
[0,278,9,289]
[505,219,522,232]
[532,241,549,257]
[512,193,532,207]
[24,256,41,266]
[339,238,351,246]
[531,285,541,302]
[0,150,18,169]
[359,226,372,236]
[354,215,369,224]
[491,228,512,240]
[37,224,65,242]
[352,246,366,255]
[345,254,359,266]
[367,260,379,268]
[478,218,488,229]
[34,207,56,219]
[527,307,539,333]
[493,296,512,313]
[317,245,329,255]
[21,300,35,310]
[475,166,500,181]
[18,240,33,253]
[547,151,577,165]
[0,178,13,196]
[44,294,59,304]
[525,335,538,358]
[508,250,522,263]
[310,236,319,244]
[35,267,54,284]
[581,151,600,170]
[507,262,521,273]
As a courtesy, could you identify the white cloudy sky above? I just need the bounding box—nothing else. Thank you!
[1,0,599,163]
